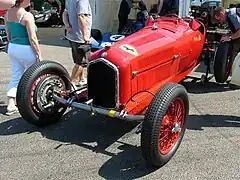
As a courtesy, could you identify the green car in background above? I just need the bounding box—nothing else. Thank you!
[31,0,65,11]
[30,0,65,26]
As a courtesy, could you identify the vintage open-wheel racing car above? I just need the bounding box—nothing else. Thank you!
[16,14,207,168]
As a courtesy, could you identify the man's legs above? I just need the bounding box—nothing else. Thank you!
[69,41,90,86]
[69,41,83,86]
[70,64,84,84]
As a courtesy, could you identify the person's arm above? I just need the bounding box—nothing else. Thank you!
[0,0,15,10]
[79,14,89,43]
[229,12,240,40]
[157,0,164,14]
[231,29,240,40]
[62,9,72,33]
[76,0,90,44]
[24,12,42,61]
[221,13,240,42]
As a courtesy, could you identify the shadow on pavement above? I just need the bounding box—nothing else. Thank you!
[0,109,156,178]
[0,108,239,178]
[0,109,136,151]
[0,105,7,115]
[98,143,156,179]
[186,114,240,131]
[182,80,232,94]
[39,39,70,48]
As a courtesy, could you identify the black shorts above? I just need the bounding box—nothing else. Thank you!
[69,41,91,67]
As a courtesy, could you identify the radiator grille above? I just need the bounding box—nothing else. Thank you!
[87,58,119,109]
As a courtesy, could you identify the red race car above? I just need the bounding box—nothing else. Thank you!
[0,10,7,49]
[0,10,6,17]
[16,15,206,168]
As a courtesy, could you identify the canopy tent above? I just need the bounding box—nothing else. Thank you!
[90,0,158,33]
[222,0,240,8]
[89,0,191,33]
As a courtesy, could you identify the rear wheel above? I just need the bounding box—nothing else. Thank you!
[141,83,189,167]
[213,42,233,83]
[16,60,71,127]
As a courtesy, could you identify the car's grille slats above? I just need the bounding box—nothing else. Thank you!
[87,58,119,109]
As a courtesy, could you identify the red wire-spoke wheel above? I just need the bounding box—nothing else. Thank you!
[141,83,189,168]
[16,60,71,127]
[159,98,185,155]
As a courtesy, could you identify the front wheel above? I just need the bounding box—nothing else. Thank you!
[141,83,189,167]
[16,60,72,127]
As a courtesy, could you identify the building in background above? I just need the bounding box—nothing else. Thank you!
[29,0,240,33]
[222,0,240,8]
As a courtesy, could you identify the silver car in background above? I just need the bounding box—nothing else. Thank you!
[0,17,7,50]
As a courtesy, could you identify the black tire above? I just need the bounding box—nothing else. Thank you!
[141,83,189,167]
[213,42,233,83]
[16,60,71,127]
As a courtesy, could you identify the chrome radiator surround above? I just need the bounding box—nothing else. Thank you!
[87,58,120,109]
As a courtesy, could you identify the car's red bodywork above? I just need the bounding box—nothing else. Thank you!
[16,15,207,168]
[0,10,6,17]
[90,17,206,115]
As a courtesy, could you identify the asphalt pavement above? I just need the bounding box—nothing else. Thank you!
[0,27,239,180]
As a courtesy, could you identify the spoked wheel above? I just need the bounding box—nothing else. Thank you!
[141,83,189,168]
[16,60,71,127]
[213,42,233,83]
[158,98,185,155]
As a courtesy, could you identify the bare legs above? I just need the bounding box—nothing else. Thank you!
[70,64,85,86]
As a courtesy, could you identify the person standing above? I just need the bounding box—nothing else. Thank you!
[118,0,147,33]
[46,0,63,25]
[157,0,179,16]
[118,0,133,33]
[135,0,149,26]
[213,7,240,59]
[62,0,92,87]
[4,0,41,115]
